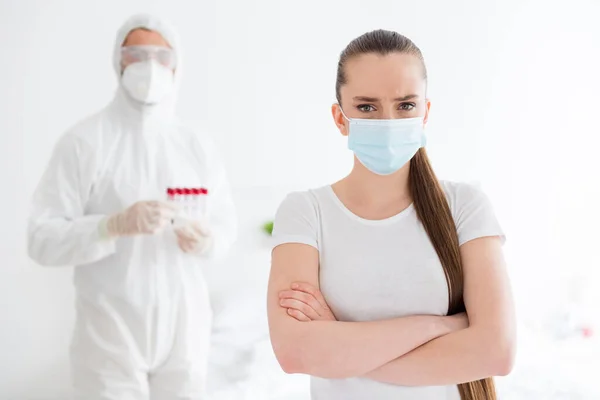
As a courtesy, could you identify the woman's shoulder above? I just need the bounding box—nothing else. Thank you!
[278,186,331,211]
[439,180,493,215]
[439,180,504,245]
[440,180,488,201]
[272,187,332,241]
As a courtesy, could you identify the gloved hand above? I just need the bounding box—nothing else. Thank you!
[102,201,178,237]
[174,220,214,255]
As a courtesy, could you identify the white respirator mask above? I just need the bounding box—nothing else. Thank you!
[121,60,175,105]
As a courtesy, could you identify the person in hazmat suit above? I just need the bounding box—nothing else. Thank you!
[27,13,237,400]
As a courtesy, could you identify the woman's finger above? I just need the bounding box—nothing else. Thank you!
[290,282,333,315]
[280,298,320,320]
[287,308,311,322]
[279,290,324,316]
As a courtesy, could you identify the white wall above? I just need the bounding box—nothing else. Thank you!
[2,0,600,398]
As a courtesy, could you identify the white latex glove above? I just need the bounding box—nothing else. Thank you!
[102,201,178,237]
[174,220,214,255]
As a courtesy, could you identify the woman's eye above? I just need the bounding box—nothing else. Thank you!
[357,104,376,112]
[399,103,416,111]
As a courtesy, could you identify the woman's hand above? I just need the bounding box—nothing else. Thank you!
[278,282,337,322]
[444,312,469,333]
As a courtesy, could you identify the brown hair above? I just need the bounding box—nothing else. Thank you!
[336,29,496,400]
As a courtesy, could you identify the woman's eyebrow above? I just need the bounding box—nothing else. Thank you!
[353,96,379,102]
[394,94,419,101]
[352,94,419,102]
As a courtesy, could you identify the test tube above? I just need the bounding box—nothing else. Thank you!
[190,188,200,218]
[183,188,191,218]
[166,188,175,224]
[199,187,208,216]
[173,188,181,208]
[173,188,184,226]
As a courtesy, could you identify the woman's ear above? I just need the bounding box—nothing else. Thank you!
[423,99,431,126]
[331,103,349,136]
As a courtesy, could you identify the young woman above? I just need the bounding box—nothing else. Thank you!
[267,30,515,400]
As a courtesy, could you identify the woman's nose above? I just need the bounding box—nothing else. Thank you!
[380,107,396,119]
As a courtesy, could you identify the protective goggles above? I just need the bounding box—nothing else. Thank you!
[121,45,176,69]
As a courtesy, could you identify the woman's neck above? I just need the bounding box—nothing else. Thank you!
[335,158,412,207]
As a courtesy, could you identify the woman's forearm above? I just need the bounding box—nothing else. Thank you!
[272,315,454,379]
[365,326,515,386]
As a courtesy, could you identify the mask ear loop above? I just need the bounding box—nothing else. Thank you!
[337,104,351,122]
[337,104,355,139]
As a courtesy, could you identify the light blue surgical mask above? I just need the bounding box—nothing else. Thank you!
[341,107,427,175]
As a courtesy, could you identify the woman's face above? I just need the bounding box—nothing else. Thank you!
[333,52,430,136]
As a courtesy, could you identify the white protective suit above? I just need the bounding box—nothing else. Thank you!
[27,14,236,400]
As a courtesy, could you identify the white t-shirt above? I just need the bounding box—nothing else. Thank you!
[271,181,504,400]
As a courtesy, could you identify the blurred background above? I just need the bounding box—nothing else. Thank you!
[1,0,599,398]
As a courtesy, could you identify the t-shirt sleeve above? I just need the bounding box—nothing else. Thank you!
[271,191,319,250]
[448,182,505,246]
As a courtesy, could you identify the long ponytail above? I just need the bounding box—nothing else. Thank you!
[410,149,497,400]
